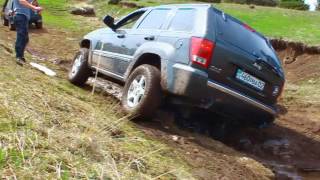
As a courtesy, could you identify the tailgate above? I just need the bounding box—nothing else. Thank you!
[208,11,285,105]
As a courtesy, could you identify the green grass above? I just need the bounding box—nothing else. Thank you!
[216,3,320,45]
[38,0,79,30]
[0,0,80,30]
[0,44,193,179]
[93,0,320,45]
[1,0,319,45]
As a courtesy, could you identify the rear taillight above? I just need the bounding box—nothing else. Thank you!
[190,37,215,68]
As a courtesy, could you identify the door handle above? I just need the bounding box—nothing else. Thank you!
[144,36,155,41]
[117,34,125,38]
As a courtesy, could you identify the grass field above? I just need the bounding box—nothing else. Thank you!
[1,0,319,45]
[217,3,320,45]
[93,0,320,45]
[0,40,193,178]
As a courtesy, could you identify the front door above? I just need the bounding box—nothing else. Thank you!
[91,31,125,80]
[100,33,126,76]
[94,10,148,78]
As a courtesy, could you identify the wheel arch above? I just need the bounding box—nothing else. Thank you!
[130,53,161,73]
[79,39,91,49]
[124,42,176,90]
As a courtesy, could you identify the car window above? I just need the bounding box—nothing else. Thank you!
[95,41,102,50]
[138,8,170,30]
[121,16,141,29]
[216,13,280,66]
[168,8,196,32]
[117,11,145,29]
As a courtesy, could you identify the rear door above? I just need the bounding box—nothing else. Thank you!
[157,8,197,65]
[209,10,284,105]
[120,8,172,56]
[92,10,146,78]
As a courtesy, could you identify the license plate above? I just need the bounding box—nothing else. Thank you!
[236,69,265,91]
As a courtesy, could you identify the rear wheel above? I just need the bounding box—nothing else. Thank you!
[35,22,42,29]
[68,48,92,86]
[259,114,275,128]
[246,113,275,128]
[122,65,162,119]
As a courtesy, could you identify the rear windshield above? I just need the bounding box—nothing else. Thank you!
[215,11,279,65]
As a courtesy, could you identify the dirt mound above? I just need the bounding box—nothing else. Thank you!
[271,39,320,55]
[277,49,320,82]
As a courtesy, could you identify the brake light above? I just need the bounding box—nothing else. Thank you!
[243,24,256,32]
[190,37,215,68]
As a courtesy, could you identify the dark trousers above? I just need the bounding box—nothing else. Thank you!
[14,14,29,58]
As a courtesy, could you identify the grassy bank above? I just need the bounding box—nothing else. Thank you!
[0,0,194,177]
[1,0,319,44]
[0,41,193,178]
[93,0,320,45]
[217,3,320,45]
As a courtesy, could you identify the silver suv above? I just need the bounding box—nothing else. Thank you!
[69,4,285,124]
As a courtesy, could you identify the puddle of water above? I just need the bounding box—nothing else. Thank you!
[266,161,303,180]
[298,171,320,180]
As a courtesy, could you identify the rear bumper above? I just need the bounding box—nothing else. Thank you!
[168,63,277,116]
[207,80,277,115]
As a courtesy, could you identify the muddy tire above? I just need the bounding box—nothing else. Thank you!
[122,65,162,119]
[261,114,276,126]
[68,48,92,86]
[9,22,15,31]
[251,113,276,128]
[2,17,9,26]
[35,22,42,29]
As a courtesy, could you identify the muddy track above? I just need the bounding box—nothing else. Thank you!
[1,25,320,179]
[86,75,320,180]
[82,44,320,179]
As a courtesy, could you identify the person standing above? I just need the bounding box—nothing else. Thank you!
[13,0,42,65]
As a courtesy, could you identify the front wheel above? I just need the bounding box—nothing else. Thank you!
[9,22,15,31]
[35,22,42,29]
[2,17,9,26]
[68,48,92,86]
[122,65,162,119]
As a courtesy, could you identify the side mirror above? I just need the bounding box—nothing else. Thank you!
[103,15,116,30]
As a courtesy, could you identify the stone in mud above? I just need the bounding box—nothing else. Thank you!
[119,2,144,8]
[284,56,296,64]
[70,7,95,16]
[262,139,293,158]
[108,0,121,4]
[239,138,253,150]
[172,135,179,142]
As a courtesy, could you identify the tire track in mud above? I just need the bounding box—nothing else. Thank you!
[84,76,320,180]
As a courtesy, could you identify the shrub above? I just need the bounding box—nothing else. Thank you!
[279,0,309,10]
[196,0,222,3]
[223,0,278,6]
